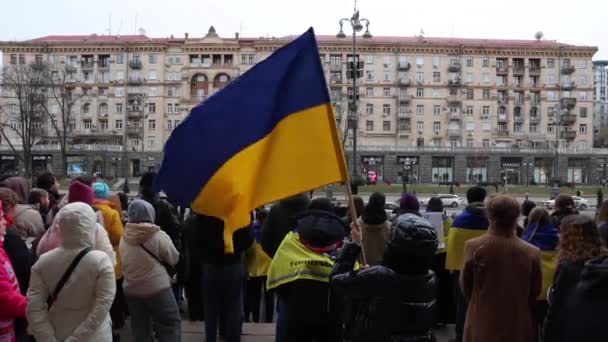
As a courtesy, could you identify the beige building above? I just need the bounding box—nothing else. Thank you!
[0,27,600,181]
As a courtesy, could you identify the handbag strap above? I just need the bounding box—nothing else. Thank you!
[140,244,162,265]
[51,247,93,303]
[525,218,542,242]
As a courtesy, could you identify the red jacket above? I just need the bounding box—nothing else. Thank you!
[0,238,26,341]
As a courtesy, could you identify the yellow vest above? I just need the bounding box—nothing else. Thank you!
[245,242,272,278]
[266,232,334,290]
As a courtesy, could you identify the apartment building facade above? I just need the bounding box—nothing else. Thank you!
[0,27,603,184]
[593,60,608,139]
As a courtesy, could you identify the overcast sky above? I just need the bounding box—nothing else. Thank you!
[1,0,606,59]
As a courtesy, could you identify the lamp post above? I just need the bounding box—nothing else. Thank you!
[402,157,416,193]
[523,162,531,187]
[337,2,371,179]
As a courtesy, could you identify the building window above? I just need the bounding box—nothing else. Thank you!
[466,89,474,100]
[417,105,424,115]
[366,103,373,114]
[433,122,441,132]
[465,73,473,83]
[366,120,374,131]
[416,88,424,97]
[433,72,441,82]
[10,54,17,65]
[432,157,453,183]
[466,106,474,116]
[547,74,554,84]
[115,103,123,113]
[466,58,473,67]
[366,87,373,96]
[148,103,156,113]
[482,58,489,67]
[115,120,123,129]
[579,92,587,101]
[148,71,157,81]
[382,104,391,115]
[116,54,124,64]
[366,55,374,64]
[417,56,425,66]
[366,70,374,81]
[383,72,391,81]
[431,89,440,98]
[547,59,555,68]
[580,124,587,134]
[167,103,173,113]
[547,91,555,101]
[148,119,156,130]
[383,121,391,131]
[433,105,441,116]
[167,120,173,130]
[416,121,424,132]
[115,88,124,97]
[149,53,157,64]
[100,119,108,130]
[416,72,424,83]
[83,120,92,129]
[482,89,490,100]
[148,136,155,147]
[383,87,391,97]
[580,107,588,117]
[482,106,490,116]
[579,76,587,85]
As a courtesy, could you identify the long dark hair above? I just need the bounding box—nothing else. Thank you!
[362,192,387,225]
[426,197,443,213]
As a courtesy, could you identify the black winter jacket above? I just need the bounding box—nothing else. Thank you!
[141,193,182,248]
[544,257,608,342]
[261,194,310,257]
[331,242,436,342]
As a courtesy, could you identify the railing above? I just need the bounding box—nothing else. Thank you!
[561,131,577,139]
[129,60,142,69]
[514,116,525,122]
[397,62,411,71]
[447,79,461,87]
[497,114,508,122]
[561,114,577,124]
[448,128,461,136]
[496,65,509,73]
[512,66,525,74]
[344,145,608,155]
[81,61,95,69]
[398,95,413,103]
[529,66,541,74]
[397,78,411,86]
[126,126,141,135]
[561,97,577,108]
[449,112,461,120]
[561,65,576,74]
[497,130,510,136]
[446,95,462,103]
[0,144,124,152]
[329,63,342,71]
[561,81,576,90]
[127,77,143,85]
[529,116,541,123]
[448,64,461,72]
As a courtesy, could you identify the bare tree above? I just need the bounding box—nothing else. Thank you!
[0,63,47,178]
[41,65,82,177]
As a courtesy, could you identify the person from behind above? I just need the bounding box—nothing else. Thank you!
[244,208,274,323]
[119,199,181,342]
[184,212,253,342]
[27,202,116,342]
[267,198,345,342]
[343,195,364,226]
[521,207,558,338]
[445,186,489,342]
[396,192,421,217]
[36,171,61,209]
[543,215,608,342]
[460,195,541,342]
[0,176,45,242]
[138,172,181,248]
[358,192,390,266]
[261,193,310,258]
[595,200,608,244]
[426,196,454,326]
[28,188,50,227]
[550,194,578,229]
[0,198,27,342]
[521,199,537,228]
[331,213,437,342]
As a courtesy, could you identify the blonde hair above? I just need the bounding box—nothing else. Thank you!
[558,215,607,263]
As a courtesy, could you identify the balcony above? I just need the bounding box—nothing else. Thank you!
[561,114,577,124]
[514,115,525,122]
[448,64,461,72]
[560,97,577,108]
[447,79,461,87]
[496,65,509,74]
[497,114,509,122]
[529,66,541,75]
[449,112,461,120]
[329,63,342,71]
[446,95,462,104]
[561,131,576,140]
[129,60,142,69]
[397,111,412,119]
[397,62,411,71]
[529,116,541,123]
[561,65,576,74]
[497,130,510,137]
[512,66,525,75]
[448,127,461,136]
[514,131,526,138]
[126,126,141,136]
[65,64,77,73]
[127,77,143,85]
[497,98,508,105]
[98,62,110,71]
[329,77,342,84]
[397,78,411,87]
[398,95,413,103]
[81,60,95,69]
[561,81,576,90]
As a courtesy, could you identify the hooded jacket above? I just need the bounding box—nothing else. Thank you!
[331,214,438,342]
[1,176,45,241]
[27,202,116,342]
[261,194,310,257]
[357,216,390,266]
[544,256,608,342]
[93,199,124,279]
[119,222,179,297]
[445,203,489,271]
[0,232,27,342]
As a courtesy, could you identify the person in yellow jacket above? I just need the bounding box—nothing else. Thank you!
[92,181,126,340]
[244,208,274,323]
[445,186,489,342]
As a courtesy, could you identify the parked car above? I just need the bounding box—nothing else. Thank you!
[420,194,464,208]
[544,196,589,210]
[385,202,399,220]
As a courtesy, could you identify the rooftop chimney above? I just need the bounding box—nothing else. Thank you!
[235,32,239,39]
[185,32,189,39]
[170,34,174,39]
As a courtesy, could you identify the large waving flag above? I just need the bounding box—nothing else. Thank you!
[155,28,348,252]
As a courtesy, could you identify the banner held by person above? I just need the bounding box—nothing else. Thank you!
[154,27,348,252]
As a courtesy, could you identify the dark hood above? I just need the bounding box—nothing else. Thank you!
[1,176,30,204]
[384,214,438,274]
[452,202,489,230]
[279,193,311,212]
[295,210,346,248]
[578,256,608,295]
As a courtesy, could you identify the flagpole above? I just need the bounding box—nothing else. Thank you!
[344,177,367,265]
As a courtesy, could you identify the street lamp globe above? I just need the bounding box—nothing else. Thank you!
[362,28,372,39]
[352,20,364,32]
[336,29,346,39]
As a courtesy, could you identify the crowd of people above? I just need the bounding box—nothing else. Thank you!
[1,173,608,342]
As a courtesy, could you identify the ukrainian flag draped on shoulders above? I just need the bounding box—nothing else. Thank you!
[445,205,489,271]
[154,28,348,253]
[522,222,559,300]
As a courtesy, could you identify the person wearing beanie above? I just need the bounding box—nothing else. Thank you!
[331,213,437,342]
[550,194,579,229]
[119,199,181,342]
[138,172,181,251]
[261,193,311,258]
[358,192,390,266]
[267,204,347,342]
[0,176,45,241]
[92,182,125,340]
[397,192,421,217]
[445,185,489,342]
[460,195,541,342]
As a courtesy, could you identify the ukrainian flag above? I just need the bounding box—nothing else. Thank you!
[155,28,348,252]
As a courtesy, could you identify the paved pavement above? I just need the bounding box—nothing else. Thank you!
[120,321,456,341]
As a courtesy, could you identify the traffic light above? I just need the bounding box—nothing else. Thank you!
[346,61,364,79]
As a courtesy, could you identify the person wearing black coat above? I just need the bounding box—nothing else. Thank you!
[261,194,310,258]
[549,194,578,229]
[331,213,438,342]
[184,213,253,342]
